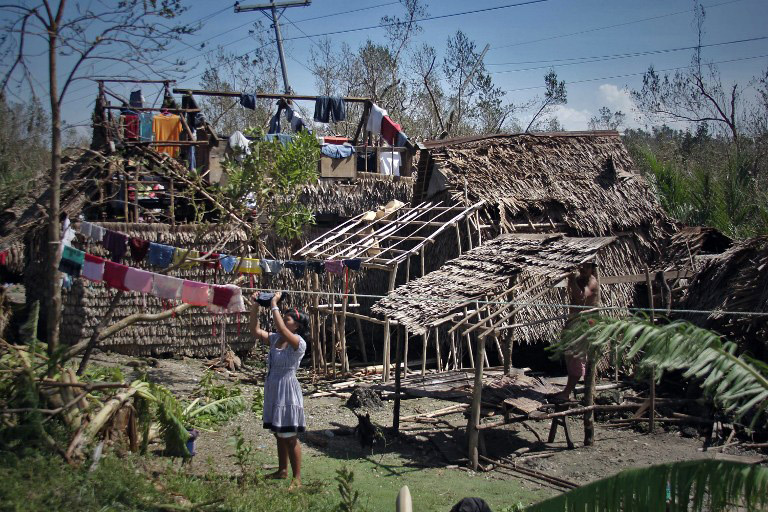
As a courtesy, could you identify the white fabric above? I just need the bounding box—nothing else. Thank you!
[207,284,247,314]
[79,221,93,238]
[228,131,251,162]
[366,104,387,136]
[286,107,304,133]
[60,217,75,247]
[152,274,184,300]
[82,258,105,282]
[379,151,401,176]
[90,224,105,242]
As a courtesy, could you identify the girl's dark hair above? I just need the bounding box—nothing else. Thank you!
[286,308,310,337]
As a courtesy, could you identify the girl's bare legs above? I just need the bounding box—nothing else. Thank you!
[285,436,302,489]
[265,435,289,479]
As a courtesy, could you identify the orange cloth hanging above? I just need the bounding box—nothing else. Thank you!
[152,114,182,157]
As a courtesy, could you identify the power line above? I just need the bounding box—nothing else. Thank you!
[488,35,768,74]
[275,0,555,43]
[489,0,748,51]
[501,52,768,93]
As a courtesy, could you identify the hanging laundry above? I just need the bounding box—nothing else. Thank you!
[323,136,349,145]
[79,221,93,238]
[82,253,105,282]
[129,238,150,263]
[228,131,251,162]
[321,144,355,159]
[263,133,294,146]
[285,260,307,278]
[90,223,106,243]
[139,112,153,142]
[152,274,183,300]
[255,291,287,308]
[342,259,362,271]
[219,255,238,273]
[307,260,325,274]
[395,130,409,148]
[313,96,346,123]
[324,260,343,274]
[148,242,174,268]
[379,151,401,177]
[240,93,257,110]
[208,284,245,313]
[0,250,7,266]
[153,114,182,157]
[61,215,75,247]
[284,106,307,133]
[201,252,220,269]
[102,230,128,262]
[58,246,85,277]
[103,261,130,291]
[172,249,199,269]
[236,258,261,274]
[129,90,144,108]
[267,103,284,134]
[259,259,283,275]
[181,280,210,306]
[124,267,153,293]
[365,103,387,136]
[380,116,401,146]
[123,114,139,140]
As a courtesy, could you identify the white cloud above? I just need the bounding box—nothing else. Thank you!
[596,84,643,128]
[551,105,592,131]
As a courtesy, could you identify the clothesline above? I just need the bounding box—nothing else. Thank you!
[75,221,363,277]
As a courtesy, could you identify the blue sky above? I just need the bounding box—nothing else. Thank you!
[26,0,768,132]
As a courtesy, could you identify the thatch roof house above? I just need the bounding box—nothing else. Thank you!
[414,131,673,246]
[372,131,673,361]
[680,236,768,359]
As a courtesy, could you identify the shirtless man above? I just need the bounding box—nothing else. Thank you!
[550,262,600,402]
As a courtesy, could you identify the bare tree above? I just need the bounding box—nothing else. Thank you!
[631,2,740,146]
[526,69,567,132]
[0,0,191,357]
[588,106,627,131]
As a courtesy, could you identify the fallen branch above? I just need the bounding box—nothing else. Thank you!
[479,454,578,490]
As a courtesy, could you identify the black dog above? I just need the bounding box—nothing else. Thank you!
[354,413,382,452]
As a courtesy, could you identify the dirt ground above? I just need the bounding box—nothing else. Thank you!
[83,351,766,509]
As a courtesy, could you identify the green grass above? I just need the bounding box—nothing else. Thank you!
[244,444,547,512]
[0,444,546,512]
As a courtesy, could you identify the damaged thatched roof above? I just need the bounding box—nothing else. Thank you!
[414,131,673,241]
[301,173,413,218]
[661,225,732,270]
[372,233,640,337]
[681,236,768,357]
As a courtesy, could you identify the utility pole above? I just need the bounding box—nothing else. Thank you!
[234,0,311,94]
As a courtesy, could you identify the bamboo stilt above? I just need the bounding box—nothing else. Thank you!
[468,333,486,470]
[421,330,429,376]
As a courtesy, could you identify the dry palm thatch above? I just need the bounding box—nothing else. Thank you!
[661,225,732,270]
[372,233,642,339]
[415,131,674,248]
[680,235,768,358]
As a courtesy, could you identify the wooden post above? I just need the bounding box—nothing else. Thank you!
[463,307,475,368]
[312,273,325,372]
[393,325,402,432]
[330,275,337,379]
[503,331,514,376]
[455,224,463,255]
[383,263,398,383]
[468,333,486,470]
[583,261,602,446]
[340,272,349,374]
[169,179,175,225]
[434,328,442,373]
[351,284,367,363]
[421,330,429,376]
[645,267,656,433]
[403,327,409,376]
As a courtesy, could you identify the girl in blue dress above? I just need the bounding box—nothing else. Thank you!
[250,291,308,489]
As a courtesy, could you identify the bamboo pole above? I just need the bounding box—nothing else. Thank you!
[383,263,399,383]
[468,333,486,470]
[394,325,402,432]
[434,328,442,373]
[645,267,656,433]
[404,327,409,377]
[463,307,475,368]
[340,270,349,374]
[421,330,429,376]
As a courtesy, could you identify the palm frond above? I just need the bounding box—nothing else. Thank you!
[550,316,768,426]
[526,460,768,512]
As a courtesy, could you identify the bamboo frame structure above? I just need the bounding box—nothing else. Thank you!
[294,199,486,382]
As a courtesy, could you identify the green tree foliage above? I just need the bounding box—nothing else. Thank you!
[526,69,567,133]
[222,129,320,239]
[527,460,768,512]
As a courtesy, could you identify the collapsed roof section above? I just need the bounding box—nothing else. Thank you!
[294,199,485,270]
[372,233,643,338]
